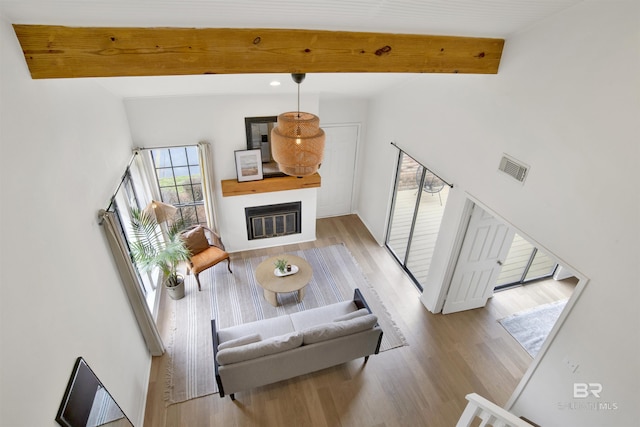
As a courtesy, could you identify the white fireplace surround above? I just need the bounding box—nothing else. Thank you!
[217,188,317,253]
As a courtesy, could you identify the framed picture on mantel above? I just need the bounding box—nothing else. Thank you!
[235,149,263,182]
[245,116,285,178]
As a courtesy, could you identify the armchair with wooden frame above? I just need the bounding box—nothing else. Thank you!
[180,225,232,291]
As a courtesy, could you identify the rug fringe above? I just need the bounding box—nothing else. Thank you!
[163,301,177,405]
[338,243,409,349]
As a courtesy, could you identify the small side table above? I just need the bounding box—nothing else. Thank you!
[255,255,312,306]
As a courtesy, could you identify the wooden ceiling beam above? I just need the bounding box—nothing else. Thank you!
[13,25,504,79]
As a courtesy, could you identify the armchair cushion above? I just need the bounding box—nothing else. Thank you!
[190,246,229,274]
[181,226,210,256]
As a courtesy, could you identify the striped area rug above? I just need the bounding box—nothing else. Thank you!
[163,243,407,405]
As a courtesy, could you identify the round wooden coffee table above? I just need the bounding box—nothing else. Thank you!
[255,255,312,306]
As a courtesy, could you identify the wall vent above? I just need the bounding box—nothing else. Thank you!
[498,155,528,183]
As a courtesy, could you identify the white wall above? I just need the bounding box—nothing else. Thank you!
[319,97,368,124]
[357,2,639,426]
[0,19,151,426]
[125,93,323,252]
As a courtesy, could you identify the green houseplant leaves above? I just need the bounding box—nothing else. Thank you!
[129,207,190,288]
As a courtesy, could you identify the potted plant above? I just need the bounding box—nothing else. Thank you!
[129,207,190,300]
[274,258,288,274]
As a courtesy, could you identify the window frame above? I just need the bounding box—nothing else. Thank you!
[150,146,207,228]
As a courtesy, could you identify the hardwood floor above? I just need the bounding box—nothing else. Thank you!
[143,215,575,427]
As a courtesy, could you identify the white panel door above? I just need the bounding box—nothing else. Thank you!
[442,204,515,314]
[316,125,358,218]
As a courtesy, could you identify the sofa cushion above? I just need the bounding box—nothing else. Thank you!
[333,308,369,322]
[217,315,295,343]
[216,331,303,365]
[302,314,378,345]
[218,333,261,351]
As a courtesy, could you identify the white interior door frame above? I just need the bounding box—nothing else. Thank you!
[441,203,515,314]
[430,196,475,314]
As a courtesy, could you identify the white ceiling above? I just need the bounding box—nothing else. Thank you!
[1,0,585,99]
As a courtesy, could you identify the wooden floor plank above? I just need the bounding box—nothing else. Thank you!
[143,214,575,426]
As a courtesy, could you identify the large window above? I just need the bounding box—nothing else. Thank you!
[110,165,157,300]
[494,233,558,290]
[151,146,206,227]
[386,152,450,291]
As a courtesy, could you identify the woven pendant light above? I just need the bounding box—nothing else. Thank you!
[271,74,325,177]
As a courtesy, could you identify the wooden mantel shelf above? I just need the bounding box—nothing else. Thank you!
[221,173,321,197]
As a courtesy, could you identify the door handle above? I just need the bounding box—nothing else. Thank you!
[497,260,503,266]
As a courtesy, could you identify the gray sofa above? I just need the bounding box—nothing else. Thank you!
[211,289,383,400]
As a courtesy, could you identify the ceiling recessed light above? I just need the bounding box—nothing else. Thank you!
[270,81,281,87]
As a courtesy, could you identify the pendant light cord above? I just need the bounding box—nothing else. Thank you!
[296,82,300,119]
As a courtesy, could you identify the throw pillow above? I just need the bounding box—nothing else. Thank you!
[181,226,210,256]
[303,313,378,345]
[216,331,303,365]
[333,308,370,322]
[218,333,262,351]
